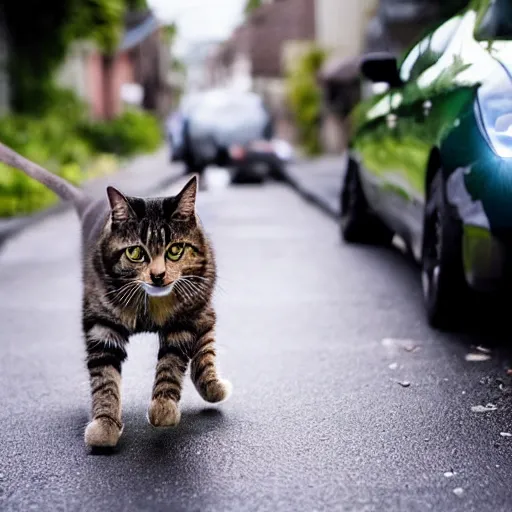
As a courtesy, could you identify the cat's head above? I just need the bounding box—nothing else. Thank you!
[101,176,214,303]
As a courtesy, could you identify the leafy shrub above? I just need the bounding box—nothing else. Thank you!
[80,109,162,157]
[285,44,327,155]
[0,90,162,217]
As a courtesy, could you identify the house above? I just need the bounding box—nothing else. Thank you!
[57,10,171,120]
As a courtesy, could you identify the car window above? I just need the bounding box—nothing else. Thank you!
[430,16,463,54]
[399,16,463,82]
[417,11,489,89]
[399,38,430,82]
[475,0,512,39]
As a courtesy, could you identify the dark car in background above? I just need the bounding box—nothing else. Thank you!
[341,0,512,328]
[167,89,289,183]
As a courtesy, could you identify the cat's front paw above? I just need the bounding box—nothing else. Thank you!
[84,417,122,447]
[202,378,232,404]
[148,397,181,427]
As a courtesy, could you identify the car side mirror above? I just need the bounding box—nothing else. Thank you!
[361,53,403,88]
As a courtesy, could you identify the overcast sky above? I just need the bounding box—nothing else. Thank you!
[148,0,245,56]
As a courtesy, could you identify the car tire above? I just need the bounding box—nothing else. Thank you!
[184,154,205,175]
[231,167,265,185]
[340,160,393,245]
[421,169,469,329]
[269,162,286,181]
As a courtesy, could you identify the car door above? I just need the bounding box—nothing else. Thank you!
[355,34,435,234]
[352,84,397,214]
[385,15,465,246]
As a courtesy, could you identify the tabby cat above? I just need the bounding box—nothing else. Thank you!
[0,142,231,448]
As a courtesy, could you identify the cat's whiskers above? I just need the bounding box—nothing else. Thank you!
[179,276,209,288]
[181,276,213,291]
[178,281,200,303]
[121,281,144,308]
[105,281,135,297]
[132,287,147,315]
[183,274,226,294]
[178,277,210,300]
[173,281,193,303]
[115,283,139,307]
[106,282,138,308]
[116,283,137,303]
[176,279,198,301]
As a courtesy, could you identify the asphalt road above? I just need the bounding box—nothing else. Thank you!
[1,166,512,512]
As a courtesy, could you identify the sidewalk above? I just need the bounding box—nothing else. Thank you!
[283,153,346,219]
[0,146,184,242]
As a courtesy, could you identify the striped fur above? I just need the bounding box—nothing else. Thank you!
[79,177,231,448]
[191,323,231,403]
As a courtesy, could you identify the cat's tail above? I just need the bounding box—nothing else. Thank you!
[0,141,88,215]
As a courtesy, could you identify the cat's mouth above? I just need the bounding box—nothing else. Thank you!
[142,282,174,298]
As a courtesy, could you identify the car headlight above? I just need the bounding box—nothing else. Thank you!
[476,68,512,158]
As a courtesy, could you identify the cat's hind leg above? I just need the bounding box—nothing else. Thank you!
[83,323,128,448]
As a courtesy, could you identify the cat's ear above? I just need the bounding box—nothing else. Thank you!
[107,186,135,222]
[172,175,197,220]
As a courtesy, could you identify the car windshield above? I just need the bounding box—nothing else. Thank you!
[475,0,512,39]
[186,89,270,146]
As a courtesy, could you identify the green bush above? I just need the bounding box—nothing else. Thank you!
[0,91,162,217]
[80,109,162,157]
[285,44,327,156]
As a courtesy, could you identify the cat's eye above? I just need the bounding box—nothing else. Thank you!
[125,246,144,262]
[167,243,185,261]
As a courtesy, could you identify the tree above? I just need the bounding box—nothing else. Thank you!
[125,0,148,9]
[1,0,146,114]
[285,44,327,155]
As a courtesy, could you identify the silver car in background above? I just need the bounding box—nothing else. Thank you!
[167,88,291,183]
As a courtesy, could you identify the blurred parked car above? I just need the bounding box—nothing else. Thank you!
[167,88,291,183]
[228,138,293,184]
[341,0,512,328]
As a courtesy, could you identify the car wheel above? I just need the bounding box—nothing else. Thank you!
[231,167,265,185]
[340,160,393,245]
[269,162,286,181]
[184,154,205,175]
[421,169,468,329]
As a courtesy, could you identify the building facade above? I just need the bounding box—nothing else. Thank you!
[57,10,171,120]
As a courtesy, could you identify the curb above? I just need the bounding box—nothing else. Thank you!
[0,160,186,245]
[280,165,340,221]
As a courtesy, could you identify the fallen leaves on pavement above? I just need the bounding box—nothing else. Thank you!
[471,403,497,413]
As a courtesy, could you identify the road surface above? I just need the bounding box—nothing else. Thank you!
[0,167,511,511]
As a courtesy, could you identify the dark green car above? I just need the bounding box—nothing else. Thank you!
[341,0,512,328]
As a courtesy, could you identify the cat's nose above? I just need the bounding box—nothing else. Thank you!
[150,271,165,285]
